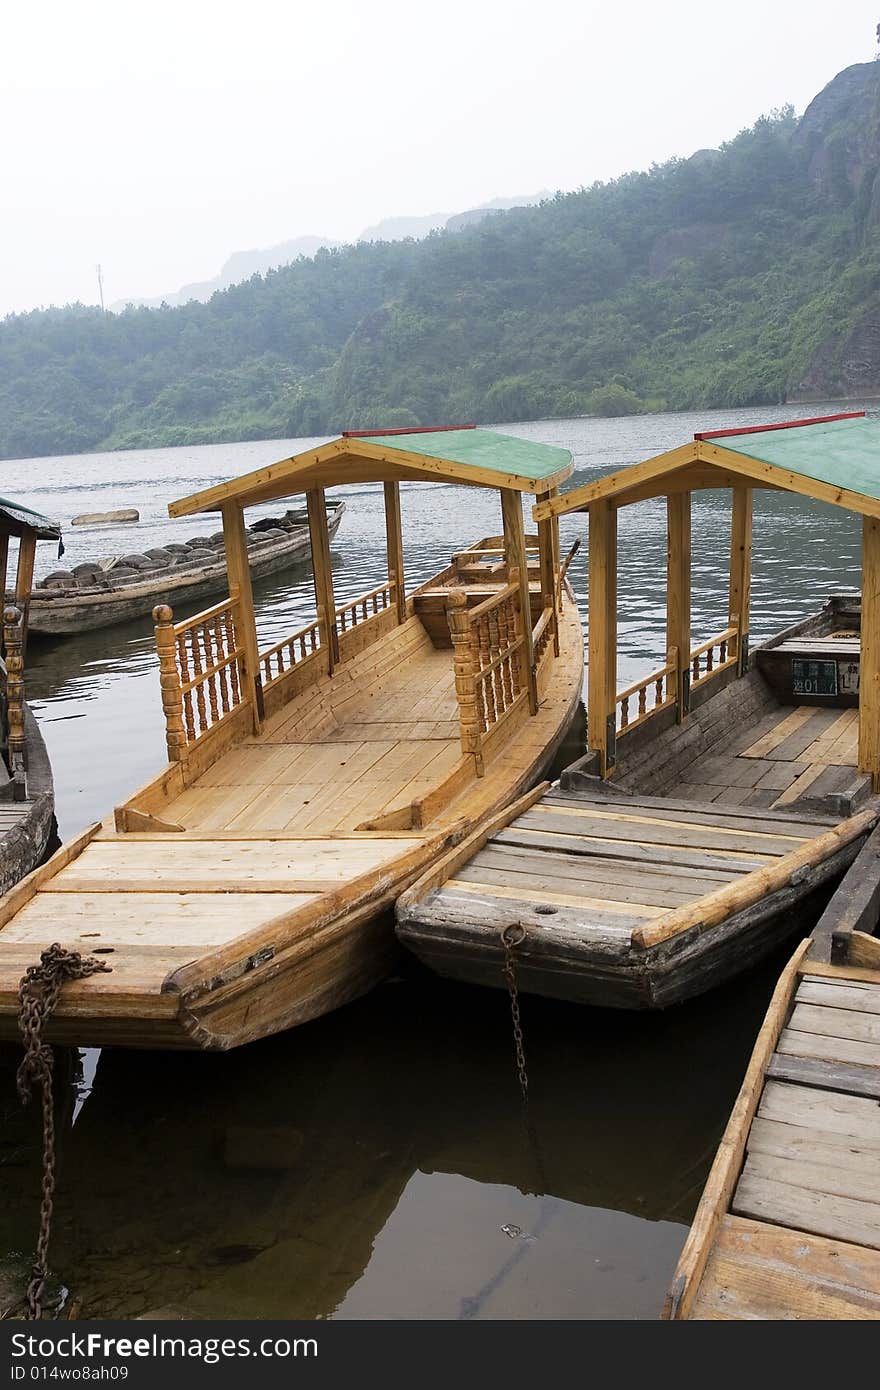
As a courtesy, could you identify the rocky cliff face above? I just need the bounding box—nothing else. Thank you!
[797,61,880,210]
[791,62,880,399]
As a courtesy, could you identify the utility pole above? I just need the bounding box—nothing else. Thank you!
[96,264,105,312]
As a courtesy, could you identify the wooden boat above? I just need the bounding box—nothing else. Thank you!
[397,413,880,1008]
[27,500,345,636]
[0,499,60,896]
[0,427,583,1049]
[663,845,880,1319]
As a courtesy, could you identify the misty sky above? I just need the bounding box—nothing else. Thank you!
[3,0,878,317]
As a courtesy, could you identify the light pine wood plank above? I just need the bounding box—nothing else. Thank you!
[788,1001,880,1045]
[690,1215,880,1320]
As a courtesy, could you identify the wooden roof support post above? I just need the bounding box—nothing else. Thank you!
[860,516,880,790]
[666,493,691,721]
[383,481,406,624]
[306,487,339,674]
[729,486,752,676]
[13,529,36,658]
[537,488,560,657]
[221,501,263,734]
[501,488,538,714]
[587,500,617,776]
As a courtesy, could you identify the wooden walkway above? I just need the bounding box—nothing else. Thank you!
[666,941,880,1319]
[673,705,869,810]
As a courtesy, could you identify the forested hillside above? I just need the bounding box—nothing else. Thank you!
[3,61,880,460]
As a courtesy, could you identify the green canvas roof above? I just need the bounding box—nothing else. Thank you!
[0,497,61,540]
[706,414,880,503]
[170,426,573,516]
[356,428,573,486]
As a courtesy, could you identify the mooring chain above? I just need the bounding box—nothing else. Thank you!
[500,923,529,1102]
[16,943,111,1320]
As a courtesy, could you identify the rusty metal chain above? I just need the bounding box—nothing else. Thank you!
[500,923,529,1103]
[16,943,111,1320]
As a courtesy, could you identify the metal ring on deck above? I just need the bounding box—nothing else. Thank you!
[501,923,527,948]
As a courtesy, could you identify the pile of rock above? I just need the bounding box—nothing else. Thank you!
[37,511,309,592]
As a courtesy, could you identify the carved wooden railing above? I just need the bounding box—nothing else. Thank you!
[1,605,26,793]
[335,582,395,635]
[532,605,555,665]
[260,618,322,689]
[153,598,246,758]
[447,584,527,776]
[690,624,738,689]
[617,648,678,734]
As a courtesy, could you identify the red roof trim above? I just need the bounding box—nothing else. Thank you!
[694,411,865,442]
[342,424,476,439]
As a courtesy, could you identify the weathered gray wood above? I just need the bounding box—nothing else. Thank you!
[759,1079,880,1142]
[776,1026,880,1070]
[453,860,701,909]
[766,1052,880,1101]
[749,1114,880,1170]
[802,973,880,994]
[796,979,880,1014]
[788,1001,880,1045]
[769,709,840,762]
[812,819,880,963]
[472,843,735,892]
[493,825,764,874]
[739,1148,880,1206]
[543,789,834,837]
[733,1166,880,1249]
[516,808,801,857]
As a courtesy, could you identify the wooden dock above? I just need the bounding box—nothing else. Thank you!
[665,890,880,1318]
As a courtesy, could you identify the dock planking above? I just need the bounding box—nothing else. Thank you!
[665,947,880,1319]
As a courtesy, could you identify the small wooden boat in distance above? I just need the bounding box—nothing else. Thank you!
[397,413,880,1008]
[27,501,345,636]
[0,427,583,1049]
[0,498,60,895]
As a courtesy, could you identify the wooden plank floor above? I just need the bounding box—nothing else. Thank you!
[689,967,880,1319]
[162,632,463,834]
[673,705,869,810]
[435,788,839,932]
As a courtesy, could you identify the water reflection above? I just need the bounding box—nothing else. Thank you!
[0,949,784,1319]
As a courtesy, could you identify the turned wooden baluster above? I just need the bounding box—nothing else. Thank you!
[620,695,629,729]
[190,626,208,735]
[153,605,188,761]
[175,628,196,741]
[447,590,484,776]
[224,608,240,705]
[3,606,26,793]
[641,685,649,718]
[692,653,700,685]
[214,613,230,713]
[488,607,503,717]
[202,621,219,727]
[477,614,496,726]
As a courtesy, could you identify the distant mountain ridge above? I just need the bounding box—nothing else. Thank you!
[111,194,545,310]
[4,62,880,460]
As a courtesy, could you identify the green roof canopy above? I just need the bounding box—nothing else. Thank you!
[170,427,573,517]
[703,414,880,503]
[535,412,880,520]
[0,497,61,541]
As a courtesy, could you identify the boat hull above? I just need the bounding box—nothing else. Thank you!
[28,506,343,636]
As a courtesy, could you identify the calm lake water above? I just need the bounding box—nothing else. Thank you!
[0,402,870,1319]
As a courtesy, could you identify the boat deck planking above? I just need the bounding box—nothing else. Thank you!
[672,705,868,810]
[395,750,879,1009]
[0,589,585,1048]
[666,944,880,1319]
